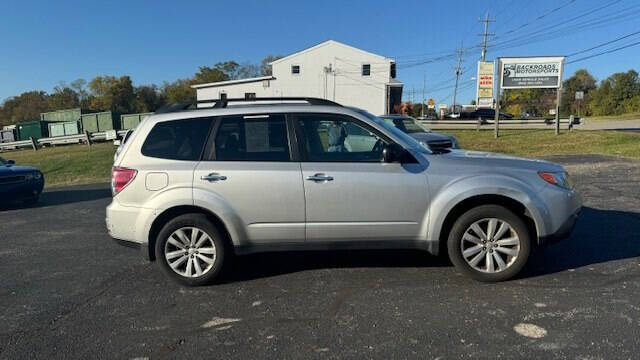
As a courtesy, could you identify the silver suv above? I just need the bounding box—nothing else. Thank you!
[106,98,582,285]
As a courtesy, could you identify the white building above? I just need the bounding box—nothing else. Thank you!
[192,40,403,115]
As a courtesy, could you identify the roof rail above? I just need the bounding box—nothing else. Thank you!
[154,97,342,114]
[198,97,342,108]
[154,103,197,114]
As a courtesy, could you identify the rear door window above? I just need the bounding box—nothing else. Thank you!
[141,118,212,160]
[213,114,291,161]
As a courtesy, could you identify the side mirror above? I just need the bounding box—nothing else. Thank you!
[382,143,405,163]
[7,160,15,165]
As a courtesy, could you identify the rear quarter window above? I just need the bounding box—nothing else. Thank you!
[141,118,212,161]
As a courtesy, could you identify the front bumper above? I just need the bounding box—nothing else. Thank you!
[538,208,581,246]
[0,178,44,203]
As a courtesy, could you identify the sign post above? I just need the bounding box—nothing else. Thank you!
[575,91,584,118]
[494,59,502,138]
[496,56,565,137]
[476,61,495,108]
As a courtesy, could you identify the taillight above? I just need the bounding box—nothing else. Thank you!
[111,167,137,195]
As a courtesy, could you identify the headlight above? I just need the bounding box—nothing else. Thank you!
[538,171,572,190]
[24,172,42,181]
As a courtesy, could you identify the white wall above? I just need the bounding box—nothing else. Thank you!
[196,41,400,115]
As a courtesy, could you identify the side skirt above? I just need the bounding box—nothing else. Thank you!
[234,239,439,256]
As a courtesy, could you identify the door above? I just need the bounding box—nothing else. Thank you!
[295,113,429,242]
[193,114,305,244]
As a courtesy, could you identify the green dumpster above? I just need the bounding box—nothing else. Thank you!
[17,121,50,141]
[121,112,152,130]
[40,108,83,122]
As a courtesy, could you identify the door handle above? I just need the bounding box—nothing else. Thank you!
[201,173,227,182]
[306,173,334,182]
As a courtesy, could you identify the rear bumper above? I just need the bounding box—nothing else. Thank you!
[106,199,154,259]
[538,208,580,246]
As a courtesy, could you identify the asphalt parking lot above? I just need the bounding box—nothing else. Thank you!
[1,155,639,359]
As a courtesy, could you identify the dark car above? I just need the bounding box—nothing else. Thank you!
[0,156,44,205]
[376,114,460,151]
[463,108,514,120]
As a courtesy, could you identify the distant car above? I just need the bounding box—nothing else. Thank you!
[463,108,514,120]
[0,156,44,205]
[375,114,460,151]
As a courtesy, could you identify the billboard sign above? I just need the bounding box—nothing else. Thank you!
[499,57,564,89]
[476,61,495,108]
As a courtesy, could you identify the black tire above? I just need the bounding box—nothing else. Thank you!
[155,214,229,286]
[447,205,531,282]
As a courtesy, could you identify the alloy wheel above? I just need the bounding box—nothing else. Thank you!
[164,227,217,278]
[460,218,521,273]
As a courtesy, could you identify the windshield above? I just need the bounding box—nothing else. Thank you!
[350,109,431,154]
[380,116,430,134]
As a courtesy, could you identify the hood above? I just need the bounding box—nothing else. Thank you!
[441,149,564,172]
[409,132,454,143]
[0,164,39,175]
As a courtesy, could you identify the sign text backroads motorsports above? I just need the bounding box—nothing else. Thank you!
[500,57,564,89]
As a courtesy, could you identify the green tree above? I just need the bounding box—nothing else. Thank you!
[0,91,51,124]
[163,79,197,104]
[588,70,640,115]
[260,55,284,76]
[88,75,137,113]
[48,82,80,110]
[561,69,597,116]
[135,85,166,112]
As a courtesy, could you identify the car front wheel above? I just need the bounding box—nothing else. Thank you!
[447,205,531,282]
[155,214,228,286]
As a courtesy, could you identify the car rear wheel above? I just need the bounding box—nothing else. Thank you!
[155,214,228,286]
[447,205,530,282]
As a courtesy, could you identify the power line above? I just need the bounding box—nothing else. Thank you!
[567,29,640,57]
[566,40,640,65]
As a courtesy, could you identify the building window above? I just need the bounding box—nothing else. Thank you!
[220,93,228,101]
[362,64,371,76]
[245,92,256,100]
[291,65,300,75]
[390,63,396,79]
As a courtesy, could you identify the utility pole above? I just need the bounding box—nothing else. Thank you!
[479,12,495,61]
[452,48,464,115]
[422,73,426,118]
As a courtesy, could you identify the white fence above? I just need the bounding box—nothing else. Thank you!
[419,118,579,130]
[0,130,128,151]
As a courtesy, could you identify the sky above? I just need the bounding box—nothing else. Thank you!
[1,0,639,106]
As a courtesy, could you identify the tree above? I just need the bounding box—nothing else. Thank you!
[260,55,283,76]
[561,69,597,115]
[163,79,197,104]
[588,70,640,115]
[88,75,137,113]
[135,85,166,112]
[0,91,50,124]
[48,82,80,110]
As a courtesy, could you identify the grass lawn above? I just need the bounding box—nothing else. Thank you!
[2,142,116,188]
[449,129,640,159]
[1,130,638,188]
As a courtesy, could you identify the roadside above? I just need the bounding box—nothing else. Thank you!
[449,129,640,159]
